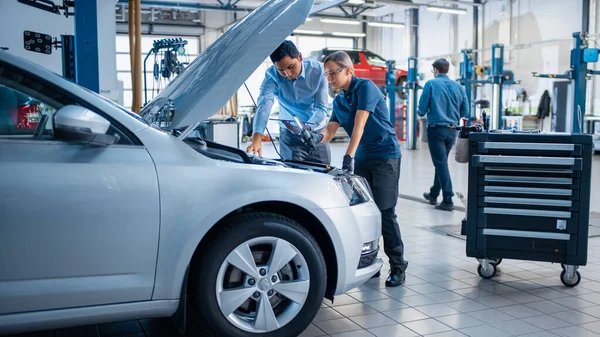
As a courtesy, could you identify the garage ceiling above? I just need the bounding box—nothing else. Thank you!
[115,0,479,23]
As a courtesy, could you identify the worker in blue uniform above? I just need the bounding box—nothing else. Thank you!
[418,58,469,211]
[316,51,408,287]
[246,40,331,164]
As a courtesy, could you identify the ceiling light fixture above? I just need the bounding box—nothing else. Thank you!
[321,18,361,25]
[368,22,404,28]
[347,0,365,4]
[332,32,366,37]
[293,29,324,35]
[426,5,467,15]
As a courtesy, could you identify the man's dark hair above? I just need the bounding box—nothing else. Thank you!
[270,40,300,63]
[432,58,450,74]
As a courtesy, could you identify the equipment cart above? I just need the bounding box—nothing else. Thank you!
[463,131,594,287]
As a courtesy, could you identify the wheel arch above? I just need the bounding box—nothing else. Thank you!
[188,201,339,301]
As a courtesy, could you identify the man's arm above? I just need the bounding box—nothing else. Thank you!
[306,71,329,131]
[417,81,431,117]
[252,72,279,135]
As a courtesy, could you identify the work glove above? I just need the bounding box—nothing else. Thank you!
[342,154,354,174]
[301,130,324,148]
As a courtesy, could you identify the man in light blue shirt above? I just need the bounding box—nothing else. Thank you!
[417,58,469,211]
[246,40,331,164]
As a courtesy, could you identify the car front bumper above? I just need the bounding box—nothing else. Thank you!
[316,200,383,296]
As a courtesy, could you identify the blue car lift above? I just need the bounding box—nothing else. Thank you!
[532,32,600,137]
[386,57,420,150]
[458,44,518,130]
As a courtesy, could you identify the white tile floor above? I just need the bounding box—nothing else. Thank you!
[289,141,600,337]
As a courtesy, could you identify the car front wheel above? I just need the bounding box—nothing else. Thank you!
[188,212,326,337]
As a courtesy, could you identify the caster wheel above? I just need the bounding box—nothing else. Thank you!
[560,263,579,270]
[477,264,497,279]
[560,270,581,287]
[491,258,502,266]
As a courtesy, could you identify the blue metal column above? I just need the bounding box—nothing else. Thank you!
[386,61,397,126]
[490,44,504,130]
[460,49,473,119]
[572,32,587,133]
[406,57,419,150]
[74,0,100,93]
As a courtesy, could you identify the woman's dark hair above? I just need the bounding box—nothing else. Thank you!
[270,40,300,63]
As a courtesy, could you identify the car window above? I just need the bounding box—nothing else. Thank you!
[364,52,387,67]
[346,51,362,65]
[0,84,56,138]
[0,65,134,145]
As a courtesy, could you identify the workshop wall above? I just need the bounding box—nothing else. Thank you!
[0,1,74,75]
[481,0,586,114]
[0,1,119,103]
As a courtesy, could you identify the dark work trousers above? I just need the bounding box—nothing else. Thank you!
[355,157,408,272]
[427,126,458,203]
[279,128,331,165]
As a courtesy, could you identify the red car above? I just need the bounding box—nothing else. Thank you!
[309,48,407,92]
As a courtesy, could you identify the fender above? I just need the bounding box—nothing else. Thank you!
[151,189,345,301]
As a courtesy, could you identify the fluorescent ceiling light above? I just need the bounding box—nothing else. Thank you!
[368,22,404,28]
[347,0,364,4]
[332,32,366,37]
[293,29,324,35]
[305,18,313,21]
[321,18,361,25]
[426,5,467,14]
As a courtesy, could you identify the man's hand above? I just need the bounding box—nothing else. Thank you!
[301,130,323,148]
[342,154,354,174]
[246,133,263,157]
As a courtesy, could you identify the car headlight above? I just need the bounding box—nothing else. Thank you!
[334,175,373,206]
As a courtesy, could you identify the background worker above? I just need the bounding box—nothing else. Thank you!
[316,51,408,287]
[418,58,469,211]
[246,40,331,164]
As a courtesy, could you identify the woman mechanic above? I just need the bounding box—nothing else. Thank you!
[313,51,408,287]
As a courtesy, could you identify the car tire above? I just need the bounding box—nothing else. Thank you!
[188,212,327,337]
[396,76,407,100]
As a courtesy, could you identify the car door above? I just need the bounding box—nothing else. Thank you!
[364,51,389,87]
[0,67,160,315]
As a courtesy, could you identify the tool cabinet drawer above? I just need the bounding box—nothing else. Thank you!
[477,141,583,157]
[472,155,583,170]
[478,185,580,200]
[476,229,576,256]
[477,210,579,234]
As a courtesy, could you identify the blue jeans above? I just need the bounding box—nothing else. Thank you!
[427,126,458,203]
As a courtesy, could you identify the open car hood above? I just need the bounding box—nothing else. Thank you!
[139,0,314,130]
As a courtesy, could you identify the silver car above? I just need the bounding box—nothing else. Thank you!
[0,0,382,336]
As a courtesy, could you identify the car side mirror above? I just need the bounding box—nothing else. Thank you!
[53,105,118,146]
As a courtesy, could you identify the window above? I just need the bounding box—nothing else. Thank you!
[0,85,58,138]
[364,52,387,67]
[115,34,200,110]
[346,51,362,65]
[0,65,134,145]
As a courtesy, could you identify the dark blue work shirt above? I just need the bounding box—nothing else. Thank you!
[330,76,401,161]
[417,74,469,126]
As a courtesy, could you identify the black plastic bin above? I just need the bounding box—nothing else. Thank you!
[463,130,594,287]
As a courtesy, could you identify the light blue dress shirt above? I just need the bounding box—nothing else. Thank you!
[417,74,469,126]
[253,58,329,134]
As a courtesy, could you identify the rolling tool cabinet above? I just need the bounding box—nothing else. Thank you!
[464,131,594,287]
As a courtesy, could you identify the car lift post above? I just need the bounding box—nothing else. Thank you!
[490,44,505,130]
[405,57,419,150]
[386,58,420,149]
[74,0,100,93]
[459,44,514,130]
[533,31,600,134]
